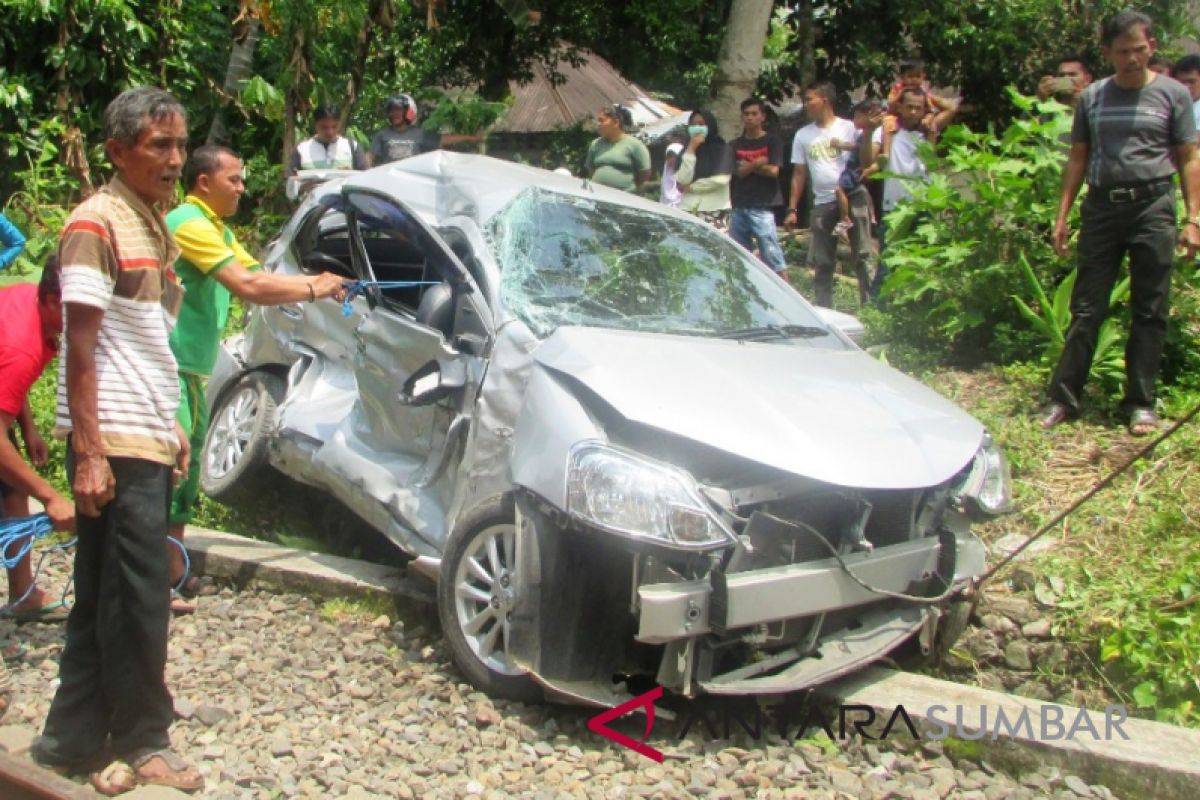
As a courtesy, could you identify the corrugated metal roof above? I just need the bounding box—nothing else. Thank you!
[493,47,682,133]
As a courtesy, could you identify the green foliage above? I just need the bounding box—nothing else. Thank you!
[416,89,510,135]
[872,89,1075,366]
[1094,542,1200,725]
[1012,254,1130,396]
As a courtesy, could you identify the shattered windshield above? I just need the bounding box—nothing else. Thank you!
[486,188,840,343]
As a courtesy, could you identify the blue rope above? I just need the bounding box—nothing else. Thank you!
[0,513,58,571]
[0,513,76,614]
[0,514,192,612]
[342,280,440,317]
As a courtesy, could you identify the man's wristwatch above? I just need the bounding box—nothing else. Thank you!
[1187,215,1200,227]
[786,207,797,214]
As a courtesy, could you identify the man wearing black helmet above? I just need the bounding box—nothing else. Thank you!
[368,94,440,166]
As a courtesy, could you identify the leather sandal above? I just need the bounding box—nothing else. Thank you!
[1129,407,1160,437]
[131,749,204,793]
[1039,402,1073,430]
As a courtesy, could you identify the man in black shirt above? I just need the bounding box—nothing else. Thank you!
[1041,10,1199,435]
[728,98,787,276]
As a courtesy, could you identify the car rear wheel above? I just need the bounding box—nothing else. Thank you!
[438,496,542,703]
[201,371,283,505]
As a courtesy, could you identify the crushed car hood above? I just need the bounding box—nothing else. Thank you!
[533,327,983,489]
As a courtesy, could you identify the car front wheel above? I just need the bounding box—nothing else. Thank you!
[201,371,283,505]
[438,496,542,703]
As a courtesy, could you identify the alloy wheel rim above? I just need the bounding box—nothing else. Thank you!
[452,522,526,676]
[205,386,261,481]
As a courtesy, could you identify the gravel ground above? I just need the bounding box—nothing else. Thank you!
[0,552,1123,799]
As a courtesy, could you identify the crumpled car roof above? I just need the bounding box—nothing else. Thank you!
[341,150,690,229]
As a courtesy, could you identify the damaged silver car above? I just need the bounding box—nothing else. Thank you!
[202,152,1010,706]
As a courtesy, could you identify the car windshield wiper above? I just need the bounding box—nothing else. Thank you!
[717,324,830,341]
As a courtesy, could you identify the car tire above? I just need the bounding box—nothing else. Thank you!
[438,495,542,703]
[201,371,283,505]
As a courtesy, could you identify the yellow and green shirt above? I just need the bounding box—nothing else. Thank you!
[166,195,259,376]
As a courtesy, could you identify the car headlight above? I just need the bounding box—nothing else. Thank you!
[566,442,733,550]
[954,434,1012,517]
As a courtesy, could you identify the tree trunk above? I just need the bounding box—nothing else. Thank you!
[282,25,312,170]
[794,0,816,91]
[340,0,393,129]
[208,16,262,145]
[55,0,93,197]
[708,0,774,138]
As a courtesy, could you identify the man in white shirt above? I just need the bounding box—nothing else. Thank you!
[286,105,367,177]
[860,86,946,298]
[784,81,858,307]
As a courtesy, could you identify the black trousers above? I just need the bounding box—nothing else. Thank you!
[35,455,174,768]
[1048,190,1176,413]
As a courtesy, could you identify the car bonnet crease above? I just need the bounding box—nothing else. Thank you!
[531,327,983,490]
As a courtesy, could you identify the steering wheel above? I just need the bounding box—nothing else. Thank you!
[303,251,351,275]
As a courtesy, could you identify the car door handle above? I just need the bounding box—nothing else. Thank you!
[280,304,304,319]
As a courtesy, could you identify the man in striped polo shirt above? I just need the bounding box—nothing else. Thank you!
[165,144,344,612]
[33,87,203,794]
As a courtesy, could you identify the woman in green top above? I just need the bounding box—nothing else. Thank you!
[585,105,652,192]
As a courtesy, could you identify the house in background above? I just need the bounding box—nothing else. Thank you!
[484,46,684,170]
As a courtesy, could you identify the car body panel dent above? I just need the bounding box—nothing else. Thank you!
[532,326,983,489]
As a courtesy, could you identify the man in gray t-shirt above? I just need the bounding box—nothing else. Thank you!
[367,93,483,167]
[1042,10,1199,435]
[367,94,441,167]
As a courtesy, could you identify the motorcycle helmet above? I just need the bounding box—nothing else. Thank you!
[385,94,417,125]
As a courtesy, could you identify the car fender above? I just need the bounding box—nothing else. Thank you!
[510,364,607,511]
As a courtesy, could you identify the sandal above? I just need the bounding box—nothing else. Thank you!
[131,749,204,793]
[1039,402,1073,430]
[1129,407,1160,437]
[90,760,137,796]
[7,599,70,624]
[176,576,218,599]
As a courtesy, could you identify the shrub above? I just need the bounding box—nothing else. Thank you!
[874,88,1076,367]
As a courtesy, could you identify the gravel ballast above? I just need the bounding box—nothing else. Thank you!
[0,555,1123,799]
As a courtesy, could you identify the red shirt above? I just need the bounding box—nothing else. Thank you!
[0,283,56,418]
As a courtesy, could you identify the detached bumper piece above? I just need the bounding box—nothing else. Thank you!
[636,535,942,644]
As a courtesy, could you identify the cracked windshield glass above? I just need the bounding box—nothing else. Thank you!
[487,188,842,345]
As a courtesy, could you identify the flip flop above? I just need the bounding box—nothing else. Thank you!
[8,600,70,624]
[175,575,219,599]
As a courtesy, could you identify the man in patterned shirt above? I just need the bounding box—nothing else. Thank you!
[32,87,204,795]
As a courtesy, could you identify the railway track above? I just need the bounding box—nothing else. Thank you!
[0,750,94,799]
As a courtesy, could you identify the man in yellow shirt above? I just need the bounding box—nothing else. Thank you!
[166,145,345,611]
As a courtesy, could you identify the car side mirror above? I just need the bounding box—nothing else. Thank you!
[813,307,865,347]
[400,357,467,406]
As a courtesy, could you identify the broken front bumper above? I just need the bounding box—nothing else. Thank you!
[635,531,986,694]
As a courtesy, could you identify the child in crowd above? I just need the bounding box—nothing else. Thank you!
[830,100,885,238]
[660,142,684,208]
[886,58,958,139]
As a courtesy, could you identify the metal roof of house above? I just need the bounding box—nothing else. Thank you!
[492,47,682,133]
